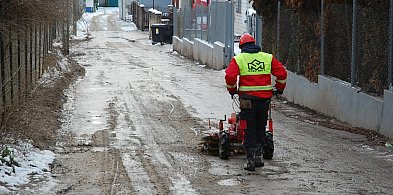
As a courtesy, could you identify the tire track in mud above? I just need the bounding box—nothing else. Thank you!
[105,96,163,194]
[106,82,202,194]
[107,90,169,194]
[52,82,134,194]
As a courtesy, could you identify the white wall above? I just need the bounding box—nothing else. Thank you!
[119,0,135,20]
[172,36,226,70]
[284,72,393,139]
[233,0,252,36]
[86,0,94,7]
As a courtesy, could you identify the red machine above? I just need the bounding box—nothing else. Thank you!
[201,95,275,160]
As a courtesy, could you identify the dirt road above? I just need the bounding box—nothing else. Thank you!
[41,8,393,194]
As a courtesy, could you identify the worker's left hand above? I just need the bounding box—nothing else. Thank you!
[275,89,284,95]
[229,91,237,99]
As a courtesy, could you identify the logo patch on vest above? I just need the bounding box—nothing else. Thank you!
[248,59,265,72]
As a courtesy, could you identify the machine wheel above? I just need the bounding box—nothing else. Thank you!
[263,132,274,160]
[218,131,230,160]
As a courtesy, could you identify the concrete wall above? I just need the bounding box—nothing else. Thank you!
[173,36,182,54]
[284,72,392,138]
[172,36,226,70]
[193,38,200,62]
[318,76,383,130]
[380,90,393,138]
[212,42,225,70]
[284,72,319,111]
[182,38,194,61]
[195,39,213,68]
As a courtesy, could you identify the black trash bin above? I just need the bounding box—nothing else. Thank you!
[151,24,173,45]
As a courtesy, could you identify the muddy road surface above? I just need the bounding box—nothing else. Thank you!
[46,8,393,194]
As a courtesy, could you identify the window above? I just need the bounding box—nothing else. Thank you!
[236,0,241,13]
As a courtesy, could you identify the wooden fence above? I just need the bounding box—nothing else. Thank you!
[0,23,57,114]
[130,2,149,31]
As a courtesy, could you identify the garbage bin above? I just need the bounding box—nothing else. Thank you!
[150,24,173,45]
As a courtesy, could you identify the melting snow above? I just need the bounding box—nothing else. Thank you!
[217,178,240,186]
[0,142,55,192]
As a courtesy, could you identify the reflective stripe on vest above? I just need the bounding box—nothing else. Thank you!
[276,79,287,84]
[227,84,236,88]
[234,52,273,92]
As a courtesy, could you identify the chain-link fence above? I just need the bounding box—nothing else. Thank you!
[257,0,392,96]
[354,2,389,94]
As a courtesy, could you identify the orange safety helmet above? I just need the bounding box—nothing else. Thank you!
[239,33,256,47]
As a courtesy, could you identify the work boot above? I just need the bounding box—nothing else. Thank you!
[255,145,264,167]
[243,148,256,171]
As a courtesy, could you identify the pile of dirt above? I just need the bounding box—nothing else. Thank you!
[0,49,85,149]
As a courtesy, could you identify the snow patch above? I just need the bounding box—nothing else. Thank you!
[361,144,375,151]
[0,142,55,191]
[246,8,256,16]
[170,173,198,195]
[148,8,162,15]
[217,178,240,186]
[0,186,10,194]
[38,50,71,86]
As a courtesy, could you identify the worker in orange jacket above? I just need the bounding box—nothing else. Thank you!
[225,33,287,171]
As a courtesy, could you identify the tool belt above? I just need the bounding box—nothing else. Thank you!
[239,94,271,109]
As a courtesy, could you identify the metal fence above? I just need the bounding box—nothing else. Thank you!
[260,0,392,96]
[174,1,230,43]
[130,1,174,32]
[173,0,234,64]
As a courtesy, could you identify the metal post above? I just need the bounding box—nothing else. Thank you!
[194,5,197,39]
[123,0,126,20]
[225,1,229,63]
[224,1,234,65]
[255,14,262,48]
[215,1,218,43]
[206,5,209,41]
[388,0,393,91]
[173,7,178,37]
[195,4,202,38]
[230,1,234,60]
[320,0,325,75]
[351,0,357,86]
[276,0,281,59]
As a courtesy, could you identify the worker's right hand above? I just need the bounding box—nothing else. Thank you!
[272,88,283,96]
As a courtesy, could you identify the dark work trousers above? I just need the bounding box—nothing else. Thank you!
[240,99,270,150]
